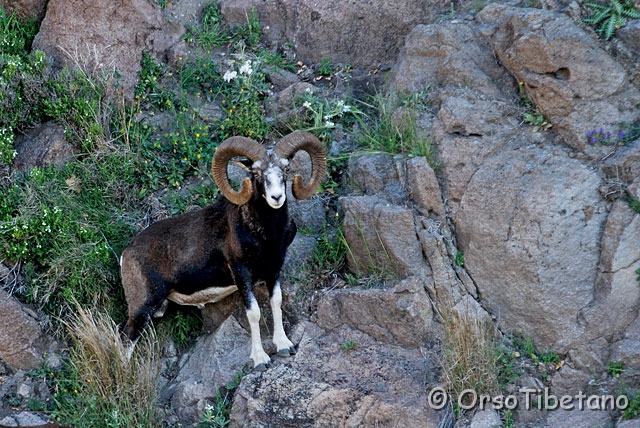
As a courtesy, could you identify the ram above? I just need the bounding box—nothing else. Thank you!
[120,131,325,370]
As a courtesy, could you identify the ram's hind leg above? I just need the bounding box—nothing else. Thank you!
[270,281,296,357]
[120,255,168,351]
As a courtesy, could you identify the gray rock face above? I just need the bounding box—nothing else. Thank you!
[478,4,640,154]
[316,276,433,346]
[384,8,640,391]
[341,195,428,277]
[230,314,440,427]
[32,0,183,95]
[389,22,512,100]
[12,122,76,171]
[0,290,55,371]
[455,142,608,352]
[169,316,251,422]
[218,0,449,71]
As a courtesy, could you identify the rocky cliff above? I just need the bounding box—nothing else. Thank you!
[1,0,639,427]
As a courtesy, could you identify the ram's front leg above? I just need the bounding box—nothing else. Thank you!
[246,292,271,371]
[234,263,271,371]
[271,280,296,357]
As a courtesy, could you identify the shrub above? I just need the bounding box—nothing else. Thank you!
[52,305,162,428]
[440,308,500,405]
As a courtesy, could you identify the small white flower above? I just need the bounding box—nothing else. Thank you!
[303,101,312,109]
[223,70,237,82]
[324,120,335,128]
[239,60,253,75]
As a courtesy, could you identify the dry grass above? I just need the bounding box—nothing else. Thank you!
[440,305,500,405]
[64,305,162,427]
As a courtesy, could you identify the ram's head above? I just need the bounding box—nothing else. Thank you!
[212,131,326,208]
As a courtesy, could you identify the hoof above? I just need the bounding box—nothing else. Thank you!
[254,363,269,372]
[277,348,290,358]
[277,345,297,358]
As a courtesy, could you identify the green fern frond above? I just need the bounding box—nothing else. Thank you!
[584,8,611,24]
[612,0,623,16]
[584,1,610,11]
[604,15,617,39]
[622,5,640,17]
[584,2,612,24]
[615,15,628,27]
[584,0,640,40]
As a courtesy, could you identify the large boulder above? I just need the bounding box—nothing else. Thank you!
[455,140,608,352]
[478,4,640,154]
[168,316,252,422]
[341,195,428,277]
[2,0,48,21]
[0,289,56,371]
[32,0,183,95]
[316,276,433,346]
[230,317,441,427]
[12,122,76,172]
[218,0,449,71]
[388,22,513,100]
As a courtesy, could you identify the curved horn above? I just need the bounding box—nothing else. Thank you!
[274,130,326,200]
[212,136,267,205]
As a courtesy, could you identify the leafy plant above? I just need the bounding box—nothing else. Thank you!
[355,91,437,164]
[523,109,552,132]
[0,150,138,320]
[186,1,231,49]
[539,349,560,365]
[455,251,464,267]
[584,0,640,40]
[624,190,640,214]
[318,57,333,76]
[0,127,16,165]
[160,309,203,351]
[511,332,536,358]
[518,82,552,132]
[310,226,349,276]
[624,391,640,420]
[495,344,523,387]
[134,51,177,110]
[501,409,515,428]
[0,8,38,54]
[218,50,271,140]
[0,10,47,164]
[230,8,261,48]
[608,361,625,377]
[339,339,357,352]
[42,67,112,152]
[293,89,361,139]
[198,369,249,427]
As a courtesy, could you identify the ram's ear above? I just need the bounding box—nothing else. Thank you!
[231,159,252,171]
